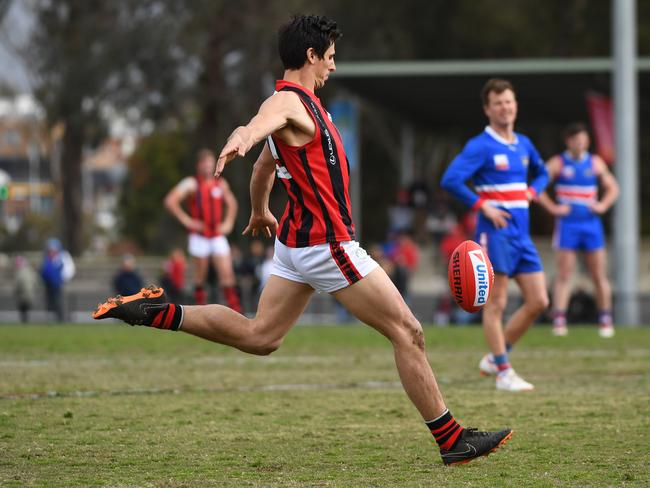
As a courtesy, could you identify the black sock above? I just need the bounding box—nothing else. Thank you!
[150,304,184,331]
[425,409,464,450]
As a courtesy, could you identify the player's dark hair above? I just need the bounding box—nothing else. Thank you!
[278,15,341,70]
[481,78,515,106]
[563,122,589,140]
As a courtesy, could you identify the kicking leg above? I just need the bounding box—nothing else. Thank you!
[333,267,512,464]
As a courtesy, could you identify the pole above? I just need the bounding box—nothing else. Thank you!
[612,0,640,325]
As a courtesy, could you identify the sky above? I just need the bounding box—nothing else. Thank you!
[0,0,33,93]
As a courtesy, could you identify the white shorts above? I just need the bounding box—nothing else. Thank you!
[188,234,231,258]
[271,239,379,293]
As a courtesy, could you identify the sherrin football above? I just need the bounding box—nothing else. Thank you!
[447,240,494,313]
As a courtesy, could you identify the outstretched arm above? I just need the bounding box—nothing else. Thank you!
[243,143,278,239]
[216,91,303,177]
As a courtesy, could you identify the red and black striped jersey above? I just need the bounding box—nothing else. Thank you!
[187,176,224,238]
[267,80,355,248]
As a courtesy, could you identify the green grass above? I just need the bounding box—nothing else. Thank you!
[1,324,649,487]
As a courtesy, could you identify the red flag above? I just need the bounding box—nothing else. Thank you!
[585,92,615,164]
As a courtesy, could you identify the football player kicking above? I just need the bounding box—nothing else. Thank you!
[94,14,512,465]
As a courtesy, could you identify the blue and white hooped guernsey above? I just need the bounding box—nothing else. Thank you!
[555,151,598,221]
[441,126,549,238]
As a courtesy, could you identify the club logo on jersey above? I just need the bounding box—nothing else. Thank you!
[308,99,337,166]
[521,156,529,167]
[493,154,509,170]
[324,128,337,165]
[211,187,223,198]
[561,166,575,179]
[468,249,490,306]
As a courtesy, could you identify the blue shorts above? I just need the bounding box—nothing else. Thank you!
[553,218,604,252]
[477,231,543,277]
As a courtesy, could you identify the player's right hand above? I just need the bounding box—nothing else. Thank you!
[243,211,278,239]
[480,203,511,229]
[215,129,251,177]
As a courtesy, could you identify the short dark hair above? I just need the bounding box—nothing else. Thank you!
[278,15,341,70]
[481,78,515,106]
[563,122,589,140]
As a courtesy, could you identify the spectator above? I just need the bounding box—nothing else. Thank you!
[387,187,413,233]
[426,193,457,246]
[113,254,144,297]
[408,178,431,243]
[161,249,187,303]
[40,238,75,322]
[384,231,420,302]
[14,255,38,323]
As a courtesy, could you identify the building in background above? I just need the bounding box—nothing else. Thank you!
[0,95,53,235]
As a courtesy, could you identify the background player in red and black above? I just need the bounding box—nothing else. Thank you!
[165,149,242,311]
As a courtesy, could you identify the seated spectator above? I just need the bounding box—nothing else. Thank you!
[387,187,413,234]
[113,254,144,297]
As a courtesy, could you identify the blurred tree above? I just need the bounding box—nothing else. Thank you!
[27,0,192,255]
[171,0,319,240]
[119,132,189,252]
[25,0,650,251]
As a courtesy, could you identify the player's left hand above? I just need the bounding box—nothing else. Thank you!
[243,211,278,239]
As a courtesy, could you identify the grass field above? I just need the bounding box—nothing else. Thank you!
[1,323,649,487]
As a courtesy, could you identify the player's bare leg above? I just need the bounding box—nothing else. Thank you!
[480,273,537,391]
[333,266,512,464]
[212,253,242,312]
[333,267,445,419]
[503,271,549,345]
[584,249,611,311]
[192,256,210,304]
[481,273,509,359]
[585,249,614,337]
[181,275,313,354]
[551,250,576,336]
